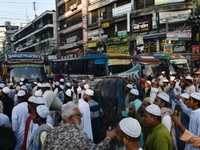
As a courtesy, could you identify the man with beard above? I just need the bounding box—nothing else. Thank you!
[42,102,116,149]
[115,117,143,150]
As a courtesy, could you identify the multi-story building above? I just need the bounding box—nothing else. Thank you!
[0,26,6,55]
[56,0,88,59]
[13,10,57,57]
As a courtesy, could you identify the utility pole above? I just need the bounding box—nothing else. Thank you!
[33,2,37,18]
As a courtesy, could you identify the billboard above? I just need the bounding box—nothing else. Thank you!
[155,0,184,5]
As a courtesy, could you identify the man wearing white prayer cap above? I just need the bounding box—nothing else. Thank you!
[84,89,104,143]
[185,75,195,95]
[115,117,142,150]
[158,71,167,86]
[124,84,134,108]
[177,92,200,150]
[128,89,142,112]
[27,105,53,150]
[34,90,43,97]
[22,96,52,150]
[143,104,172,150]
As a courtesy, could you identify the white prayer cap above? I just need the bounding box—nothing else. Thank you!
[119,117,141,138]
[190,92,200,101]
[145,104,161,116]
[84,84,90,90]
[37,83,42,87]
[19,82,24,86]
[33,81,37,85]
[20,78,25,82]
[60,78,64,82]
[32,97,45,104]
[65,89,72,97]
[161,71,165,74]
[36,105,49,119]
[157,92,170,103]
[126,84,133,89]
[180,93,189,100]
[8,83,14,86]
[66,82,71,87]
[34,90,43,97]
[185,75,193,81]
[146,81,151,85]
[151,79,155,83]
[85,89,94,96]
[20,85,27,91]
[0,83,5,88]
[55,82,60,86]
[163,79,169,83]
[17,90,26,97]
[82,80,86,84]
[60,85,64,90]
[41,83,51,88]
[15,86,20,91]
[130,89,139,96]
[28,96,36,103]
[2,87,10,94]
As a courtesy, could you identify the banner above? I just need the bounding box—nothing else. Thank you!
[163,44,173,54]
[192,45,200,59]
[155,0,184,5]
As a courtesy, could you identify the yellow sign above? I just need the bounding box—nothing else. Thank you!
[108,58,131,66]
[101,22,110,28]
[163,44,173,54]
[88,42,97,48]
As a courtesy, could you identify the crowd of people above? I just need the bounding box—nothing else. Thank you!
[0,72,200,150]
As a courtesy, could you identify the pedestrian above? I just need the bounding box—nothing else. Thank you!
[143,104,172,150]
[42,102,116,149]
[124,84,133,108]
[0,100,11,127]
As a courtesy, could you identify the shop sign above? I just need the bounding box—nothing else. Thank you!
[135,36,144,52]
[66,36,77,44]
[107,44,128,53]
[133,21,149,33]
[192,45,200,59]
[101,22,110,28]
[106,36,127,45]
[108,58,131,65]
[159,10,191,24]
[118,30,127,37]
[88,29,99,37]
[163,44,173,54]
[155,0,184,6]
[167,31,191,39]
[88,42,97,48]
[112,3,131,17]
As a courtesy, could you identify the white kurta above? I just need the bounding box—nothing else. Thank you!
[0,113,11,127]
[12,102,29,150]
[78,98,93,141]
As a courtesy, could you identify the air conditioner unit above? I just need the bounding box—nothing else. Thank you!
[64,24,67,28]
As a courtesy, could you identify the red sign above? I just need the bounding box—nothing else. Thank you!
[192,45,200,59]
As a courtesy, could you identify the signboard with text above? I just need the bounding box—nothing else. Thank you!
[155,0,184,5]
[133,21,149,33]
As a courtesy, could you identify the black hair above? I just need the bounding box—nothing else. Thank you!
[193,98,200,108]
[0,126,16,150]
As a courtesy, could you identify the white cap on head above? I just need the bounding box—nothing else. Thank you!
[180,93,189,100]
[0,84,5,89]
[36,105,49,119]
[20,85,27,91]
[55,82,60,86]
[60,85,64,90]
[119,117,141,138]
[157,92,170,103]
[65,89,72,97]
[60,78,64,82]
[126,84,133,89]
[185,75,193,81]
[163,79,169,83]
[34,90,43,97]
[161,71,165,74]
[84,84,90,90]
[190,92,200,101]
[146,81,151,85]
[41,83,51,88]
[82,80,86,84]
[66,82,71,87]
[33,82,37,85]
[2,87,10,94]
[20,78,25,82]
[19,82,24,86]
[28,96,36,103]
[32,97,45,104]
[17,90,26,97]
[130,89,139,96]
[145,104,161,116]
[8,83,14,86]
[85,89,94,96]
[37,83,42,87]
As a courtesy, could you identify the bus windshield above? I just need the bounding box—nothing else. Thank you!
[9,67,45,83]
[109,63,133,75]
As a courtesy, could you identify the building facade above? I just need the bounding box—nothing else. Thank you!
[13,10,57,57]
[0,26,6,55]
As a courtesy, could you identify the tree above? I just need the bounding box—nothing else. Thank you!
[4,21,11,26]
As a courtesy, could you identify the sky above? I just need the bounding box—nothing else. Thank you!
[0,0,55,25]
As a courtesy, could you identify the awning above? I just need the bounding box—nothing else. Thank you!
[94,59,105,64]
[143,32,166,40]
